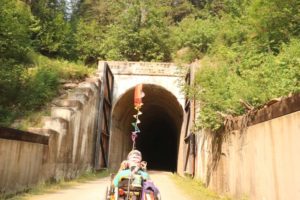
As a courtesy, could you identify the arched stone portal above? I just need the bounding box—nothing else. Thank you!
[109,84,183,171]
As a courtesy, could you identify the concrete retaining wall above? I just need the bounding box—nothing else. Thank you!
[0,137,46,195]
[195,96,300,200]
[0,77,101,197]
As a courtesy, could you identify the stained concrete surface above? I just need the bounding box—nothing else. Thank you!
[196,111,300,200]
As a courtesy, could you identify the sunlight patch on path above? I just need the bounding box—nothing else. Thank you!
[149,171,191,200]
[28,177,110,200]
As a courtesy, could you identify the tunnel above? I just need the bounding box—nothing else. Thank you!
[109,84,183,172]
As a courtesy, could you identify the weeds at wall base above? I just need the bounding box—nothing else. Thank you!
[170,173,232,200]
[0,169,109,200]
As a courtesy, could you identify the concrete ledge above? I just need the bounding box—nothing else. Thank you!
[43,117,68,134]
[28,128,60,137]
[68,93,89,105]
[75,87,93,98]
[51,107,75,121]
[229,93,300,130]
[79,81,99,94]
[27,127,50,136]
[0,127,49,145]
[52,99,83,111]
[85,77,101,88]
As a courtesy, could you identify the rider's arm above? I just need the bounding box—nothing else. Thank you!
[113,173,121,187]
[139,170,150,180]
[113,169,131,187]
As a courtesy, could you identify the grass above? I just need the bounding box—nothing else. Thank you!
[10,106,51,130]
[2,169,109,200]
[170,174,231,200]
[0,52,95,128]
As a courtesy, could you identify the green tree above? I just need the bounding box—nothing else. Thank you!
[0,0,32,62]
[30,0,75,58]
[0,0,33,123]
[246,0,300,53]
[0,0,32,99]
[75,19,104,64]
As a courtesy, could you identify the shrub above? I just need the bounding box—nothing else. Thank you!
[192,39,300,130]
[0,53,90,126]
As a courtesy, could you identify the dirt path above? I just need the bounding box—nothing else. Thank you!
[28,177,110,200]
[27,171,191,200]
[149,171,190,200]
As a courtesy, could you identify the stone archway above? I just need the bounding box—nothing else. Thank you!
[109,84,183,171]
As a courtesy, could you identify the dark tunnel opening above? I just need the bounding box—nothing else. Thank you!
[109,84,183,172]
[136,107,178,171]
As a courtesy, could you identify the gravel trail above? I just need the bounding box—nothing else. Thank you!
[28,171,191,200]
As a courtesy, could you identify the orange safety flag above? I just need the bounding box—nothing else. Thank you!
[132,84,145,149]
[134,84,144,108]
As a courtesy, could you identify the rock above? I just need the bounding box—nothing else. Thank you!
[63,83,78,89]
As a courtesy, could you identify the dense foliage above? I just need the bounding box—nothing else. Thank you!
[0,52,90,126]
[182,0,300,130]
[1,0,299,129]
[0,0,89,126]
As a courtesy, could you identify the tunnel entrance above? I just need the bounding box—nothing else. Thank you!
[109,84,183,172]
